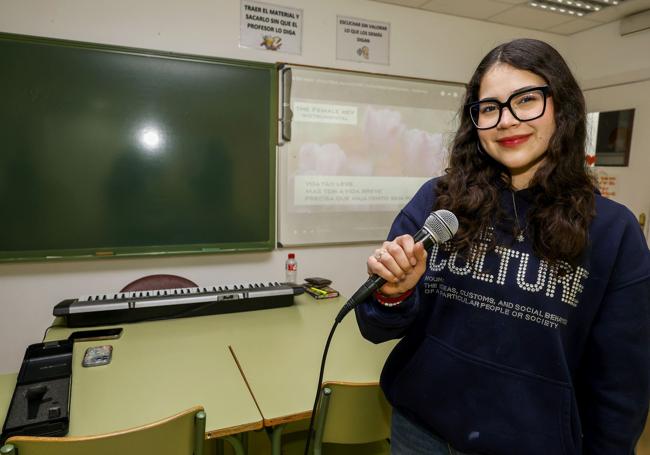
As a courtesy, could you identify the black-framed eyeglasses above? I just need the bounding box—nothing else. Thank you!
[466,85,551,130]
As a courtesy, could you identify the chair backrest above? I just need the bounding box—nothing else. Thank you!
[314,382,391,446]
[1,406,205,455]
[120,274,198,292]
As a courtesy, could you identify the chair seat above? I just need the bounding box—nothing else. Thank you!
[321,440,390,455]
[278,430,390,455]
[120,274,198,292]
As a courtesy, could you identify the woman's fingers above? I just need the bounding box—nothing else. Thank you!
[412,241,428,274]
[368,246,400,283]
[394,235,418,267]
[382,237,415,281]
[366,234,428,296]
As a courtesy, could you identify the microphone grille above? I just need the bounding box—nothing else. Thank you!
[425,210,459,243]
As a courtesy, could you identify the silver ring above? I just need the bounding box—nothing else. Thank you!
[375,249,387,261]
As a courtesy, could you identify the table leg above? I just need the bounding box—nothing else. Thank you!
[223,435,245,455]
[271,423,286,455]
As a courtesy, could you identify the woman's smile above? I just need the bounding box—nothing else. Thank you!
[496,133,532,148]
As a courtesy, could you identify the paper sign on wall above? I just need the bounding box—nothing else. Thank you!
[240,0,303,54]
[595,169,618,199]
[336,15,390,65]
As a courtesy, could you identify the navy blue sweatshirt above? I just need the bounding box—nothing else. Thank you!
[355,178,650,455]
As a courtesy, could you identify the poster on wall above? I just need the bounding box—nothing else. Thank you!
[594,169,618,199]
[336,16,390,65]
[240,0,303,54]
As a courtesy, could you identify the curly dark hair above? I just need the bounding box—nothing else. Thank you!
[435,38,596,265]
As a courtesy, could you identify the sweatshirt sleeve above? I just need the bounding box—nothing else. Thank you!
[578,217,650,454]
[354,201,429,344]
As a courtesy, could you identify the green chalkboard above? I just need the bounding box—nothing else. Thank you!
[0,33,277,262]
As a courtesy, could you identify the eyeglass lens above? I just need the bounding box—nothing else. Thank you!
[471,88,546,129]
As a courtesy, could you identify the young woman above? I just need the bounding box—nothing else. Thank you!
[355,38,650,455]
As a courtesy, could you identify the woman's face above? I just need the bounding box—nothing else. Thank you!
[477,63,556,189]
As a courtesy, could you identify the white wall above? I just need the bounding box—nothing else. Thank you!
[568,21,650,90]
[584,79,650,232]
[0,0,648,373]
[571,21,650,238]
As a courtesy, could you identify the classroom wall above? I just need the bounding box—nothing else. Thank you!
[571,21,650,231]
[0,0,648,373]
[569,20,650,90]
[584,79,650,233]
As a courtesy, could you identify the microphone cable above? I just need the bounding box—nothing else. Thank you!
[301,210,458,454]
[302,297,357,455]
[303,316,340,455]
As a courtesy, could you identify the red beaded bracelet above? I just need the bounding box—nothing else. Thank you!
[373,288,414,307]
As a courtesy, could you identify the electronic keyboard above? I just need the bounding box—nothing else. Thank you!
[53,282,303,327]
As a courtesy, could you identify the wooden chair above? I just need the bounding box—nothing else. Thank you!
[0,406,206,455]
[117,275,250,455]
[120,274,198,292]
[311,382,391,455]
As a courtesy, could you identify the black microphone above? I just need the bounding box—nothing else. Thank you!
[335,209,458,322]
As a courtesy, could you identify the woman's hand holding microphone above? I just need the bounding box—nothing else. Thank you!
[367,234,428,298]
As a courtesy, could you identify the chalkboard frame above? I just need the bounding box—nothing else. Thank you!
[0,32,277,262]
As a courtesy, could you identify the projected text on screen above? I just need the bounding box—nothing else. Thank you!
[278,66,465,245]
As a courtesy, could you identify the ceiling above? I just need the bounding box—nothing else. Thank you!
[370,0,650,34]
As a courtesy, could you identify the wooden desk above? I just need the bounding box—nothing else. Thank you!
[42,316,263,440]
[0,373,18,434]
[2,293,393,453]
[229,295,396,426]
[7,296,650,454]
